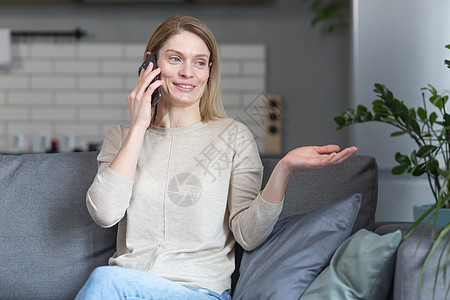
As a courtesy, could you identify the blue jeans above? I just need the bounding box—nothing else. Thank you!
[75,266,232,300]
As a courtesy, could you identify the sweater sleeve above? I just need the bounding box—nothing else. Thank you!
[227,122,283,251]
[86,125,134,228]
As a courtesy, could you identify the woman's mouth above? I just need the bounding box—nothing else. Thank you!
[174,83,195,90]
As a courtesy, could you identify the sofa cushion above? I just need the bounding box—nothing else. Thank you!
[232,193,361,300]
[0,152,116,300]
[262,155,378,234]
[301,229,401,300]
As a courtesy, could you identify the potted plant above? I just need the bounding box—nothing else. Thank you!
[334,44,450,294]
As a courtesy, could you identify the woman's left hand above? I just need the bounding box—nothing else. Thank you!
[281,145,358,174]
[261,145,357,204]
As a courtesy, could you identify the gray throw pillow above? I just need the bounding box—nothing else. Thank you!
[233,193,362,300]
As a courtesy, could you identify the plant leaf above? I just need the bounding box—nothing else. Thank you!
[410,119,421,135]
[427,84,438,96]
[430,95,444,110]
[409,108,417,119]
[417,107,426,121]
[417,145,437,158]
[430,112,438,125]
[445,59,450,69]
[395,152,411,165]
[357,105,368,116]
[391,131,406,137]
[411,150,418,165]
[412,163,427,176]
[334,115,345,128]
[373,83,385,94]
[392,164,408,175]
[403,203,438,240]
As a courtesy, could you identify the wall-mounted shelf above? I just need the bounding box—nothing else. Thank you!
[11,28,86,40]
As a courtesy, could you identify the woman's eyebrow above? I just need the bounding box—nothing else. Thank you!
[163,49,209,59]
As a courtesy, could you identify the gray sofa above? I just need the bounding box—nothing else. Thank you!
[0,151,448,299]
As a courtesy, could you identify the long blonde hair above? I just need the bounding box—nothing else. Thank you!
[144,15,226,124]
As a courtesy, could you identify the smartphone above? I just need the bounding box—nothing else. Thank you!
[138,53,161,107]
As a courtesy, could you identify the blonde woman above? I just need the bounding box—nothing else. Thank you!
[76,15,356,300]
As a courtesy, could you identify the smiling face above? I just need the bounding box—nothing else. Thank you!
[157,31,211,108]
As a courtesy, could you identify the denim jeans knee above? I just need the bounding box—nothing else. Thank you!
[75,266,230,300]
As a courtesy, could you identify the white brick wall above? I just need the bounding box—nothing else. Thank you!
[0,42,266,153]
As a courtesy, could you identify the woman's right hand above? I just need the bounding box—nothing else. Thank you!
[108,59,164,180]
[127,60,164,130]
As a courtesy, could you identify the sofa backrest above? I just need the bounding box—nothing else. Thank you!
[0,152,378,300]
[0,151,116,300]
[262,155,378,234]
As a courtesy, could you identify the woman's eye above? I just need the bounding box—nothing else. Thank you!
[196,61,207,67]
[169,57,181,62]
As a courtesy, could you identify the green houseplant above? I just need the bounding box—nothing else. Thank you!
[302,0,350,33]
[334,44,450,295]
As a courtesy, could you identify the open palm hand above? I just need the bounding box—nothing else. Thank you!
[282,145,358,173]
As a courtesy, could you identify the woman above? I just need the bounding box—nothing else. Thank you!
[76,15,356,300]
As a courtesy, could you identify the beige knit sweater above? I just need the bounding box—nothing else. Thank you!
[86,118,283,294]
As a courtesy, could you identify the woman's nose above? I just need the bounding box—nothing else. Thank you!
[179,63,194,78]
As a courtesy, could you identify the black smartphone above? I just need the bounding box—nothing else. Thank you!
[138,53,161,107]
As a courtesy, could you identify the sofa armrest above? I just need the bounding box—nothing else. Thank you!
[375,222,449,300]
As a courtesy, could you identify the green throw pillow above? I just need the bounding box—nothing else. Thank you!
[301,229,401,300]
